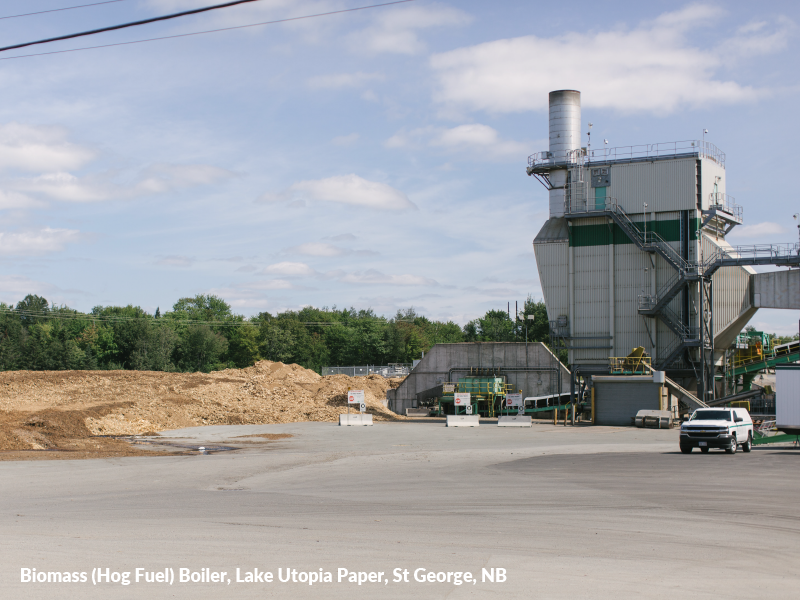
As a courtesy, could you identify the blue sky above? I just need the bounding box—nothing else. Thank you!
[0,0,798,334]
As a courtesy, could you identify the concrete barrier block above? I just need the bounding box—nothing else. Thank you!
[497,416,532,427]
[406,408,430,417]
[634,410,672,429]
[339,414,373,426]
[446,415,480,427]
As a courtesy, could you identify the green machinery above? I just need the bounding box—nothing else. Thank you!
[437,376,510,417]
[720,331,799,392]
[436,372,579,418]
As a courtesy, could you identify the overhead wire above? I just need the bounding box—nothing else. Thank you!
[0,307,408,327]
[0,0,268,52]
[0,0,414,57]
[0,1,128,21]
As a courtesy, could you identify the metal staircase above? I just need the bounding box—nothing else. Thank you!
[563,198,800,382]
[598,203,700,370]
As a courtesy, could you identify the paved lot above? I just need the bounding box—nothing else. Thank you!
[1,421,799,599]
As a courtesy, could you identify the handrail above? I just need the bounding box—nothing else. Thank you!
[708,192,742,220]
[528,139,725,169]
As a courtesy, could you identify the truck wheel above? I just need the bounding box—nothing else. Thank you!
[742,433,752,453]
[680,445,692,454]
[700,446,710,453]
[726,435,737,454]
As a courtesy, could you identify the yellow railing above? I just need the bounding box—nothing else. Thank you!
[609,356,652,374]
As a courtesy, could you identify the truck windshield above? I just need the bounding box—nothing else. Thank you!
[690,410,731,421]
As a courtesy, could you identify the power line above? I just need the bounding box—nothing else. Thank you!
[0,0,269,53]
[0,0,414,61]
[0,307,405,327]
[0,1,127,21]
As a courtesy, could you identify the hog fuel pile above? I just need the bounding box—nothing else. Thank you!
[0,361,404,458]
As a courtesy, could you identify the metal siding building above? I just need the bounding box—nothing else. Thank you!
[529,89,774,400]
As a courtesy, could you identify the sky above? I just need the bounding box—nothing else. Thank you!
[0,0,798,334]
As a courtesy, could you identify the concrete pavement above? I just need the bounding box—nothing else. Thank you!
[1,421,798,599]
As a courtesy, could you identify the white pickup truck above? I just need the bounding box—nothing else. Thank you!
[679,408,753,454]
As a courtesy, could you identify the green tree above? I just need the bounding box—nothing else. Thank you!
[227,325,261,368]
[172,295,232,323]
[178,325,229,372]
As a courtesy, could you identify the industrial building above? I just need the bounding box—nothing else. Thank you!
[386,342,569,416]
[530,90,800,406]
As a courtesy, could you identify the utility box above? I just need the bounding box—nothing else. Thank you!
[776,365,800,435]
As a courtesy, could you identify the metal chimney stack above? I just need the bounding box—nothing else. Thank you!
[548,90,581,218]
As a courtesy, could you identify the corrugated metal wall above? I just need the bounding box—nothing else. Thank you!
[607,158,696,214]
[572,217,610,364]
[700,158,726,210]
[701,234,755,345]
[594,378,660,426]
[534,241,569,322]
[534,155,752,372]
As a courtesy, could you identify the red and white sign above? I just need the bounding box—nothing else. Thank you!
[348,390,365,405]
[454,392,471,406]
[506,393,523,408]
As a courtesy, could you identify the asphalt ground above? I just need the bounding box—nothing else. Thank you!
[1,421,799,600]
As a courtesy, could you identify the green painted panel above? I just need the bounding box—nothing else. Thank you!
[569,217,702,247]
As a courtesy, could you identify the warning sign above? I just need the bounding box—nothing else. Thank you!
[348,390,365,405]
[506,393,523,408]
[442,383,456,393]
[454,392,471,407]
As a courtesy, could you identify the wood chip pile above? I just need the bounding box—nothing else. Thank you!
[0,361,405,452]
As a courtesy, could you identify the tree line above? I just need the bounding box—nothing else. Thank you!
[0,294,552,374]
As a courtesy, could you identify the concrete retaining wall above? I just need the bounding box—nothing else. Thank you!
[386,342,570,415]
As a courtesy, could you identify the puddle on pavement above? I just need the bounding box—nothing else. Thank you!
[93,436,239,455]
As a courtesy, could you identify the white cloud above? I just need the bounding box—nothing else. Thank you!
[387,124,529,159]
[260,261,317,277]
[325,233,356,241]
[350,3,471,55]
[431,124,528,158]
[285,242,378,257]
[331,133,360,146]
[0,227,82,256]
[155,255,195,267]
[307,72,383,90]
[429,5,788,114]
[136,163,235,193]
[339,270,437,286]
[727,222,789,238]
[286,242,347,257]
[13,163,235,203]
[248,279,298,290]
[15,172,111,203]
[0,123,94,173]
[284,174,416,211]
[0,275,57,304]
[0,189,41,210]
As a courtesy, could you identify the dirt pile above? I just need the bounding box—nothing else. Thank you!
[0,361,404,457]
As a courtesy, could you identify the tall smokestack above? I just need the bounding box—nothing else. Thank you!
[548,90,581,218]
